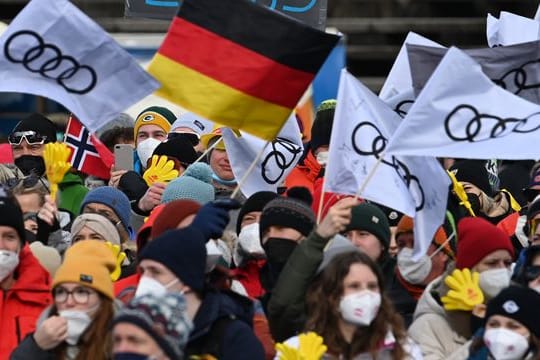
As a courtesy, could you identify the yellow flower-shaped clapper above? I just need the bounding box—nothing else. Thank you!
[143,155,179,186]
[104,241,127,281]
[276,342,303,360]
[43,142,71,201]
[276,332,327,360]
[441,268,484,311]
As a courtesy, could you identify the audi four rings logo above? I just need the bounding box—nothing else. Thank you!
[4,30,97,95]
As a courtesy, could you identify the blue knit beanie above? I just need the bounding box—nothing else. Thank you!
[79,186,131,234]
[161,163,215,205]
[139,228,207,292]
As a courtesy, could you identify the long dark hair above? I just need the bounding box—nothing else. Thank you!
[51,293,114,360]
[305,251,407,359]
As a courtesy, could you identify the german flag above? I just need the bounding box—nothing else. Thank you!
[148,0,340,141]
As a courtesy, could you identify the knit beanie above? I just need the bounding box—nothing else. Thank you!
[527,194,540,221]
[259,187,315,239]
[345,203,391,248]
[79,186,131,235]
[449,160,494,197]
[112,293,193,360]
[310,100,336,153]
[0,189,25,244]
[136,204,165,252]
[485,285,540,337]
[396,216,454,258]
[134,106,175,144]
[53,240,116,299]
[139,228,207,292]
[376,204,403,227]
[236,191,279,234]
[161,163,215,205]
[171,112,213,136]
[152,137,198,166]
[456,217,514,270]
[151,200,202,239]
[11,113,57,144]
[317,234,359,273]
[70,213,121,246]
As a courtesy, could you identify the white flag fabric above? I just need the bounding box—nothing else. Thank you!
[327,70,450,259]
[487,12,540,47]
[407,40,540,104]
[222,114,303,198]
[379,32,444,101]
[386,47,540,160]
[0,0,159,132]
[535,4,540,21]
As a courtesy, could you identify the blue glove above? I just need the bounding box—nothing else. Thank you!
[190,199,241,241]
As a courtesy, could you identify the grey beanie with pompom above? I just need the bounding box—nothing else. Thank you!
[161,163,215,204]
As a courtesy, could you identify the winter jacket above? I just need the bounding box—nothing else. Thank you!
[268,230,329,342]
[0,246,52,359]
[58,173,89,217]
[386,271,423,328]
[408,276,469,360]
[275,332,424,359]
[285,150,321,193]
[186,289,265,360]
[497,209,529,256]
[10,334,56,360]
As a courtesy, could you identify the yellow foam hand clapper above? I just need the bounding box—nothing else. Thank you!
[447,170,476,217]
[43,142,71,201]
[143,155,179,186]
[104,241,127,281]
[441,268,484,311]
[276,332,327,360]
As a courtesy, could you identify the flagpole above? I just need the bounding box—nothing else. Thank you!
[230,141,270,199]
[316,173,327,224]
[354,154,385,201]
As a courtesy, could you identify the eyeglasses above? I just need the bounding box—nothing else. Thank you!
[524,265,540,282]
[8,131,47,146]
[53,286,94,304]
[6,174,50,192]
[167,132,200,146]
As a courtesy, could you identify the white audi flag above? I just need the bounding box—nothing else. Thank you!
[327,70,449,259]
[379,32,444,102]
[221,114,303,198]
[0,0,159,132]
[487,11,540,47]
[386,47,540,160]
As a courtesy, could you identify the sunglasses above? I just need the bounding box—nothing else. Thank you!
[524,265,540,282]
[8,131,47,146]
[5,174,44,190]
[167,132,200,146]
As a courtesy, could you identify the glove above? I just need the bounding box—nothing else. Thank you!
[298,332,327,360]
[104,241,127,281]
[441,268,484,311]
[118,171,148,202]
[275,343,303,360]
[143,155,179,186]
[190,199,241,241]
[43,142,71,201]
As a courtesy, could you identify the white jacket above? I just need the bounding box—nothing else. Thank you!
[407,276,470,360]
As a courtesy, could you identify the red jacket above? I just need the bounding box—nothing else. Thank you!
[114,272,141,304]
[285,151,321,194]
[0,245,52,358]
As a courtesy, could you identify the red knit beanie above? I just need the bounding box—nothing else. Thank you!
[456,217,514,269]
[151,200,202,239]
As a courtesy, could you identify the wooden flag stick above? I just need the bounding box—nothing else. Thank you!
[316,173,328,224]
[194,136,223,164]
[354,154,385,201]
[230,141,270,199]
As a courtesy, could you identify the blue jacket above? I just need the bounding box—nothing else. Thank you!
[186,289,265,360]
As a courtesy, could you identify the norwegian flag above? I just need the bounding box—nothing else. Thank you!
[64,115,113,179]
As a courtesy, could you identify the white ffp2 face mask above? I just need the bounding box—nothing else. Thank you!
[238,223,264,255]
[316,151,329,166]
[484,328,529,360]
[339,290,381,326]
[134,276,178,298]
[0,250,19,282]
[59,310,92,345]
[479,268,511,299]
[136,137,161,169]
[397,247,432,285]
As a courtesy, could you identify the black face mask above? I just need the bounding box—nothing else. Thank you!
[263,237,298,265]
[15,155,45,176]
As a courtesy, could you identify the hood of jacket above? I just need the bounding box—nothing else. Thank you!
[10,245,51,303]
[189,289,254,342]
[412,275,447,321]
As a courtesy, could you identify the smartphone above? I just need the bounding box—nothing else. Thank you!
[114,144,134,171]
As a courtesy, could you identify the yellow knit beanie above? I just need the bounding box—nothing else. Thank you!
[53,240,116,299]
